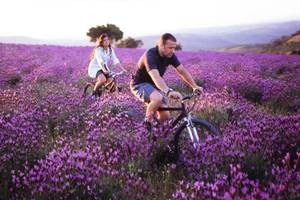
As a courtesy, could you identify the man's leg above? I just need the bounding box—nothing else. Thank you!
[146,90,164,122]
[157,105,171,122]
[130,82,165,133]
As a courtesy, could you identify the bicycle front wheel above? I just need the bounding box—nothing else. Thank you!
[174,118,220,150]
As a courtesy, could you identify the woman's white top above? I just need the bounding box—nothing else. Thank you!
[88,47,120,78]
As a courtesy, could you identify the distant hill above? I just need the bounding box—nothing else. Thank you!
[138,21,300,51]
[260,30,300,54]
[0,36,93,47]
[218,44,266,53]
[0,36,46,45]
[221,30,300,55]
[1,20,300,51]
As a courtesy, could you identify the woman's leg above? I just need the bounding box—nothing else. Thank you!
[94,73,106,92]
[105,77,115,92]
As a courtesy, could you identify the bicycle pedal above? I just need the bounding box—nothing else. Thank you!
[151,134,157,142]
[144,120,153,132]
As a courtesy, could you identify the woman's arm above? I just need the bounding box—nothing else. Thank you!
[115,63,126,72]
[94,48,110,73]
[111,49,126,72]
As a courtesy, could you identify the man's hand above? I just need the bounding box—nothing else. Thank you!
[168,91,183,100]
[193,86,204,96]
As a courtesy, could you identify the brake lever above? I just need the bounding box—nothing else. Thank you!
[193,88,203,97]
[185,94,198,113]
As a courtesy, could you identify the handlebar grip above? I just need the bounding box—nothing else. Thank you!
[182,95,193,101]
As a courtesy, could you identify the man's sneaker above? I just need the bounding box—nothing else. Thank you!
[91,90,98,100]
[117,86,123,92]
[144,119,152,133]
[144,120,157,141]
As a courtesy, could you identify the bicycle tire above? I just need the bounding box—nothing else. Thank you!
[152,118,219,166]
[82,82,103,98]
[173,118,220,151]
[82,82,94,97]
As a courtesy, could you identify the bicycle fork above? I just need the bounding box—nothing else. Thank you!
[185,115,200,149]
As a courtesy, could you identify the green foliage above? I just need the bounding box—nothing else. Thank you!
[94,177,124,200]
[35,75,57,84]
[144,164,183,200]
[175,43,182,51]
[239,85,262,104]
[266,95,300,114]
[261,29,300,54]
[196,105,233,129]
[8,74,22,85]
[241,152,270,181]
[117,37,143,48]
[86,24,123,42]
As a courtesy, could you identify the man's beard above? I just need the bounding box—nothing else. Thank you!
[167,53,173,57]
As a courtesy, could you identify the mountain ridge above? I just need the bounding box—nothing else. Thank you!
[1,20,300,51]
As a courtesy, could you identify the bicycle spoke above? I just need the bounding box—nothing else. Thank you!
[175,118,220,151]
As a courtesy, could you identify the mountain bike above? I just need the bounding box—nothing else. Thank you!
[152,93,220,165]
[82,71,125,98]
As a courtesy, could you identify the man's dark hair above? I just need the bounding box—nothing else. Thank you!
[159,33,177,45]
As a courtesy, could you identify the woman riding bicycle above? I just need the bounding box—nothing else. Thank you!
[88,33,126,98]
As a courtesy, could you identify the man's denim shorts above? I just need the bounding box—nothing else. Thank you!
[130,81,167,104]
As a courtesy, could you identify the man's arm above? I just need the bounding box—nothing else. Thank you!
[175,64,201,90]
[148,69,183,99]
[148,69,170,94]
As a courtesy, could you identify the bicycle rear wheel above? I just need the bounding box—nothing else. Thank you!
[83,82,103,98]
[82,82,94,97]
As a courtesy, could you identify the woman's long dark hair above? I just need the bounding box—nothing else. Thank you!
[90,33,112,60]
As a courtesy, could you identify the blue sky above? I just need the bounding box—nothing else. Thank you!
[1,0,300,40]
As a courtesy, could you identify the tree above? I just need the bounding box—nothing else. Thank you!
[86,24,123,42]
[116,37,143,48]
[175,43,183,51]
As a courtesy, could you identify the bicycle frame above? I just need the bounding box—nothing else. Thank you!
[103,71,124,92]
[83,71,124,97]
[157,95,201,149]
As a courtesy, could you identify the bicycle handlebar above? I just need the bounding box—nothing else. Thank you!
[177,93,201,103]
[158,92,200,112]
[109,71,125,78]
[182,94,194,102]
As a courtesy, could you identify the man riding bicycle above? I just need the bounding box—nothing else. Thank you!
[130,33,203,132]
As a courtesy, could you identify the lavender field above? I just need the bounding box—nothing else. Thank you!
[0,43,299,199]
